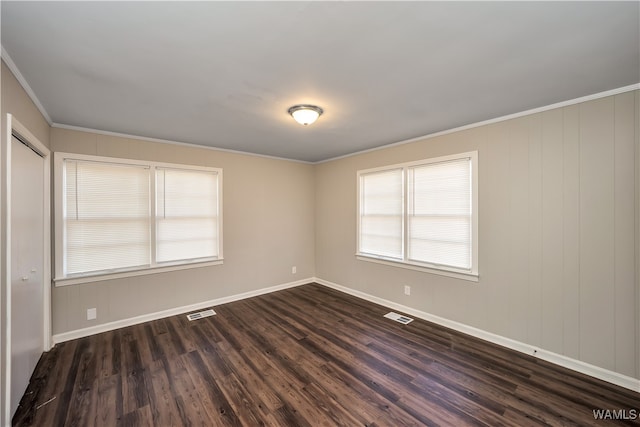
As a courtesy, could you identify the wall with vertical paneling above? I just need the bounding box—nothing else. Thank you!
[315,90,639,379]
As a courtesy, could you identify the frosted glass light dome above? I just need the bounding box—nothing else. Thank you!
[288,105,323,126]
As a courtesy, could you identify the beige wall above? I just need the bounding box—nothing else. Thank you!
[1,60,51,424]
[315,91,639,380]
[1,61,50,146]
[50,128,316,334]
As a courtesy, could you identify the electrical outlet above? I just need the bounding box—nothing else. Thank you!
[292,266,297,274]
[404,285,411,296]
[87,308,97,320]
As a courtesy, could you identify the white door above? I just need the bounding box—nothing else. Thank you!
[10,135,45,416]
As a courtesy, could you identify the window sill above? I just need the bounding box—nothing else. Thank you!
[54,259,224,287]
[356,255,478,282]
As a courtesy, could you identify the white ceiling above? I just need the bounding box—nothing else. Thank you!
[2,1,639,162]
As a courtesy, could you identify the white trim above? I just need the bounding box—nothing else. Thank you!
[9,116,52,351]
[2,115,12,427]
[52,277,312,344]
[54,259,224,287]
[3,43,636,165]
[3,115,52,425]
[355,255,479,282]
[55,151,224,172]
[313,277,640,393]
[51,123,313,165]
[635,89,640,384]
[49,275,640,391]
[1,48,53,125]
[318,84,640,164]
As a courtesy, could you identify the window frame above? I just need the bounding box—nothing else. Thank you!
[53,152,223,286]
[356,151,478,282]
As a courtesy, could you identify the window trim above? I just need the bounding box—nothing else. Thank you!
[53,152,223,286]
[356,151,478,281]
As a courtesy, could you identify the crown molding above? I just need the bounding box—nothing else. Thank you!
[3,42,637,165]
[51,123,313,165]
[1,46,53,125]
[317,83,640,164]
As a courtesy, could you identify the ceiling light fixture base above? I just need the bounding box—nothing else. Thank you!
[288,104,323,126]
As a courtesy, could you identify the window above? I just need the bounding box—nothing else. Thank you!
[63,160,151,275]
[156,167,220,263]
[54,153,222,284]
[357,152,478,280]
[359,168,403,259]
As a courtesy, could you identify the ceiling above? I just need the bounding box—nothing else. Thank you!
[2,2,639,163]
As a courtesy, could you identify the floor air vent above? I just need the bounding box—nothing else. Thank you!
[187,309,216,321]
[384,312,414,325]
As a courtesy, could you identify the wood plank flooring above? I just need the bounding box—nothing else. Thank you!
[13,283,640,426]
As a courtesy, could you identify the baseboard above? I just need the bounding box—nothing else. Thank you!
[313,277,640,393]
[52,277,312,344]
[51,276,640,393]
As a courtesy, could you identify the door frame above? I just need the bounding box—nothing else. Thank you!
[2,114,51,423]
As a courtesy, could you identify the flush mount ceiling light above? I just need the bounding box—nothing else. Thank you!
[288,104,323,126]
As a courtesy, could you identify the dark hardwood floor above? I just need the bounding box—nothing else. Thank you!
[13,283,639,426]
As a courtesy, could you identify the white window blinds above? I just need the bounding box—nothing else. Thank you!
[407,158,471,269]
[156,168,219,263]
[357,152,477,278]
[359,168,403,259]
[56,154,223,281]
[64,160,151,275]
